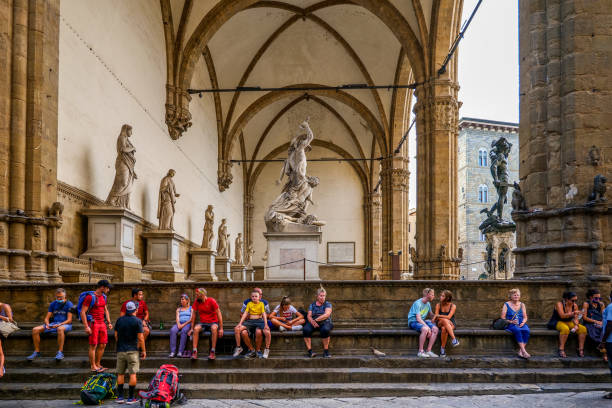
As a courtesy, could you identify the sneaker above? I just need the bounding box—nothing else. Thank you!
[256,351,263,359]
[451,338,460,347]
[426,351,439,358]
[307,349,317,358]
[116,396,125,404]
[263,348,270,359]
[168,352,176,358]
[27,351,41,361]
[176,352,183,358]
[440,348,446,357]
[279,326,287,332]
[182,350,191,358]
[55,351,64,360]
[417,351,429,358]
[323,350,331,358]
[125,398,139,405]
[291,325,303,331]
[208,350,216,360]
[232,346,243,358]
[191,350,198,360]
[245,350,257,359]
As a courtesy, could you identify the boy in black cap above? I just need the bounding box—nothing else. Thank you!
[115,301,145,404]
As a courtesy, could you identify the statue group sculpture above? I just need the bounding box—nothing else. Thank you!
[106,124,137,208]
[264,120,325,232]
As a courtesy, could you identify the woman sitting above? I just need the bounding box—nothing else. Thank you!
[269,296,305,331]
[501,288,531,359]
[303,288,333,358]
[551,291,587,358]
[169,294,192,358]
[433,290,459,357]
[582,288,606,361]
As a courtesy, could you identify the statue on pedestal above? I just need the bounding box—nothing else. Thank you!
[245,243,254,269]
[157,169,179,230]
[106,124,137,208]
[264,120,325,232]
[216,218,229,257]
[201,205,214,249]
[234,233,244,265]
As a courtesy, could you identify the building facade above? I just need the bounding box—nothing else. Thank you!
[458,118,519,280]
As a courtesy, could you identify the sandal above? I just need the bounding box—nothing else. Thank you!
[558,349,566,358]
[604,393,612,400]
[577,349,584,358]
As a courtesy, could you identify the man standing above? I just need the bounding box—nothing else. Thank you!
[120,288,150,341]
[408,288,439,358]
[189,288,223,360]
[599,289,612,400]
[81,280,113,372]
[115,301,145,404]
[27,288,73,361]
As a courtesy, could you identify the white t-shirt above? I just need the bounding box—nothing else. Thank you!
[273,304,298,319]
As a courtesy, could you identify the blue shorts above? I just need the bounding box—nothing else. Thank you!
[409,320,434,332]
[43,324,72,335]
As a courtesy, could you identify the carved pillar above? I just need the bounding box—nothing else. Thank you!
[514,0,612,282]
[413,79,461,280]
[1,0,61,282]
[244,193,254,255]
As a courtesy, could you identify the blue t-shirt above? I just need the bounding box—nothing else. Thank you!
[241,298,270,314]
[48,300,74,324]
[603,303,612,343]
[309,301,332,324]
[407,299,431,324]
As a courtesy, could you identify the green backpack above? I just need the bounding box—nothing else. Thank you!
[80,372,117,405]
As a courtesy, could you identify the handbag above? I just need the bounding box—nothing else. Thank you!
[0,320,20,337]
[491,318,509,330]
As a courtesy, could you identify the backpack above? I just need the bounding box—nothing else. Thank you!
[80,372,117,405]
[77,291,107,322]
[139,364,186,406]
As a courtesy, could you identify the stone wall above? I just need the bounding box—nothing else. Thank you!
[0,280,582,326]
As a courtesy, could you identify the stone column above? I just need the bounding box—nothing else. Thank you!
[1,0,61,282]
[366,191,382,279]
[515,0,612,282]
[413,79,461,280]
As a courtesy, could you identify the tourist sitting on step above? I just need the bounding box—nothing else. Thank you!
[188,288,223,360]
[269,296,305,332]
[432,290,459,357]
[303,287,333,358]
[114,301,146,404]
[598,289,612,400]
[169,294,193,358]
[120,288,151,341]
[408,288,439,358]
[239,287,270,318]
[27,288,74,361]
[234,290,271,359]
[233,287,271,358]
[0,301,11,377]
[582,288,607,362]
[80,279,113,373]
[549,291,587,358]
[501,288,531,359]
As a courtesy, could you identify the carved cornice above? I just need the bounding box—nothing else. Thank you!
[58,181,103,206]
[217,159,233,191]
[165,84,192,140]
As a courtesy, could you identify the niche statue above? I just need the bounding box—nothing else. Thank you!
[157,169,179,230]
[106,124,137,208]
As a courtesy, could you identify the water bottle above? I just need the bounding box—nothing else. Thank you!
[159,320,164,330]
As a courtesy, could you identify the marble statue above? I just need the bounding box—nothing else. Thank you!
[106,124,137,208]
[216,218,229,257]
[157,169,179,230]
[201,205,214,249]
[245,243,254,269]
[234,233,244,265]
[264,120,325,232]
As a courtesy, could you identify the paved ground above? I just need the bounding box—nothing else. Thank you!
[0,392,609,407]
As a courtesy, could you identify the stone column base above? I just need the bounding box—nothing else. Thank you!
[231,264,246,281]
[189,248,217,281]
[142,230,185,282]
[264,229,321,280]
[215,256,232,281]
[245,268,255,281]
[414,259,460,280]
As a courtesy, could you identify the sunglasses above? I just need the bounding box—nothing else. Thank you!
[593,297,601,300]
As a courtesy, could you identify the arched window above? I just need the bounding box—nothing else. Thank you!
[478,185,488,203]
[478,149,488,167]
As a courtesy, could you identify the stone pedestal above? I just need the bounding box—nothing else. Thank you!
[245,268,255,281]
[484,228,516,280]
[142,230,184,282]
[264,226,321,280]
[231,264,247,281]
[189,248,217,281]
[80,206,142,282]
[215,256,232,281]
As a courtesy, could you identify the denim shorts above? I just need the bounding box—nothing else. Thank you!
[409,320,434,332]
[43,324,72,335]
[243,319,265,334]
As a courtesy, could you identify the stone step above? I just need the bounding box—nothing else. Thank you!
[6,355,605,369]
[1,366,607,385]
[0,382,608,400]
[3,327,588,356]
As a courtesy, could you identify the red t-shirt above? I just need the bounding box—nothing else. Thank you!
[83,293,106,323]
[120,300,149,321]
[193,297,219,324]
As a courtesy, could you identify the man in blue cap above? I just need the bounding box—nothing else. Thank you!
[114,301,145,404]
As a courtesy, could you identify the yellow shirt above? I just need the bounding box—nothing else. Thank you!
[245,301,265,316]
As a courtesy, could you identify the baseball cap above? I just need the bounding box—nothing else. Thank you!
[125,301,137,314]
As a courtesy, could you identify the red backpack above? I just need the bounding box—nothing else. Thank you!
[139,364,184,405]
